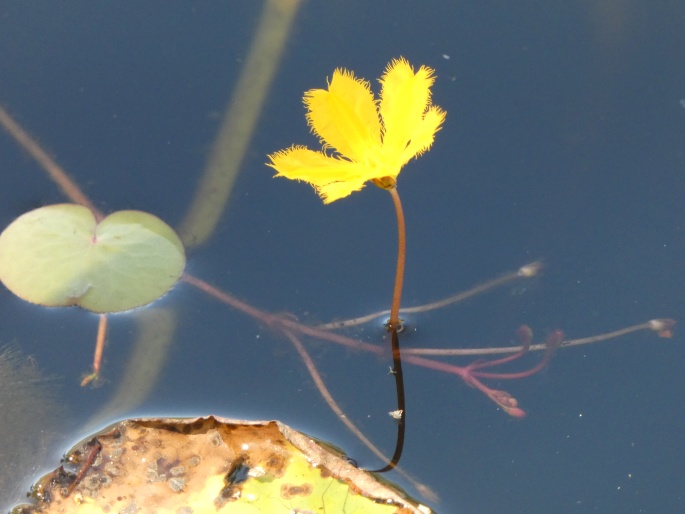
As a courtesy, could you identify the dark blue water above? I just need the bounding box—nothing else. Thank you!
[0,2,683,512]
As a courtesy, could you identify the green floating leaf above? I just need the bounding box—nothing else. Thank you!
[15,416,433,514]
[0,204,185,313]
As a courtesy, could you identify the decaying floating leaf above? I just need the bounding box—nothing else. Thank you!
[0,204,185,313]
[14,416,433,514]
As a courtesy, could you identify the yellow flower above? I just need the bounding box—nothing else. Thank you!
[267,57,446,203]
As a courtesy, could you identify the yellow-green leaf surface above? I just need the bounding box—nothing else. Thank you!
[0,204,185,313]
[16,416,432,514]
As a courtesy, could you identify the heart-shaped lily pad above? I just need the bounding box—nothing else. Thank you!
[0,204,185,313]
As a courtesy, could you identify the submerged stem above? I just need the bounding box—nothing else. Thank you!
[0,106,102,219]
[370,328,406,472]
[316,261,541,331]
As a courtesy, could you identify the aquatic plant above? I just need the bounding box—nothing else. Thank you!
[265,58,674,467]
[0,49,674,507]
[268,57,446,469]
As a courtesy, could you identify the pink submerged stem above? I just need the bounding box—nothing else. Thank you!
[470,329,563,380]
[403,328,564,417]
[183,274,671,417]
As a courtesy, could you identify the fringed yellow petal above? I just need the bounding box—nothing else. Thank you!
[305,69,382,161]
[267,146,370,203]
[316,177,368,204]
[379,58,438,156]
[268,146,364,184]
[399,105,446,165]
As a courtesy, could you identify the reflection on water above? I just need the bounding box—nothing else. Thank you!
[0,347,61,509]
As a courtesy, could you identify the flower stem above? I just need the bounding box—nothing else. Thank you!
[370,186,407,473]
[387,186,406,331]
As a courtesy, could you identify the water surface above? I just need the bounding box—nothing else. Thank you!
[0,2,683,512]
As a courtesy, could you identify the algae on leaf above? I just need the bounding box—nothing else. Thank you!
[16,416,432,514]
